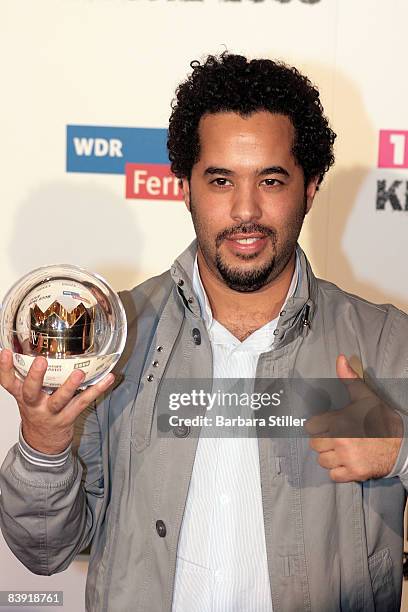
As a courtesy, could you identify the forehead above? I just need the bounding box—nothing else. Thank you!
[196,111,295,166]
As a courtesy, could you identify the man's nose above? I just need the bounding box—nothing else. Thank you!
[230,184,262,224]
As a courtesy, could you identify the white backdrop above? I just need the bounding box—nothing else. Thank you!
[1,1,408,610]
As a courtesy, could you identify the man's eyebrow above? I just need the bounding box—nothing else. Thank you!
[258,166,290,177]
[204,167,234,176]
[203,166,290,177]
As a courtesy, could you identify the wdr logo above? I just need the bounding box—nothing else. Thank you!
[66,125,182,201]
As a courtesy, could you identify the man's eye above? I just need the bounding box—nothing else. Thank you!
[262,178,282,187]
[211,178,231,187]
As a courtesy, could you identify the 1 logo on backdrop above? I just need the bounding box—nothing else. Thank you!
[66,125,183,201]
[377,130,408,211]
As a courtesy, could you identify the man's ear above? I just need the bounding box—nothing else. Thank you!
[305,176,320,215]
[181,178,191,212]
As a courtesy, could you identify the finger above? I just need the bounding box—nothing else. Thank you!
[317,450,340,470]
[322,406,364,437]
[336,354,371,402]
[0,349,22,397]
[21,356,48,405]
[64,373,115,421]
[328,466,355,483]
[305,413,332,435]
[309,437,334,453]
[48,369,86,413]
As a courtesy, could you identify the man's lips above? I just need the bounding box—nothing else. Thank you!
[223,233,269,254]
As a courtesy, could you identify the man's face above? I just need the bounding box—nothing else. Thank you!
[182,111,318,292]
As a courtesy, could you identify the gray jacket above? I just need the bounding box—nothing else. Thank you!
[1,241,408,612]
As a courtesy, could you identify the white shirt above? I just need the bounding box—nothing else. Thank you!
[171,255,299,612]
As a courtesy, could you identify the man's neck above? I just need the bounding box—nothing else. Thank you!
[197,250,296,342]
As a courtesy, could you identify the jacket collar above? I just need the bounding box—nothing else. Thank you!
[170,239,318,343]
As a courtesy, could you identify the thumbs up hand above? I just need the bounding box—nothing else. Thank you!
[306,355,403,483]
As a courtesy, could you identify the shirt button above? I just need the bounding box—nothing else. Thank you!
[156,520,167,537]
[192,328,201,345]
[173,424,190,438]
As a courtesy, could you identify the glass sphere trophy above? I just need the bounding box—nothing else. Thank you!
[0,265,127,390]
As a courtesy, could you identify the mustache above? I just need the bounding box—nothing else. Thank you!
[215,224,275,248]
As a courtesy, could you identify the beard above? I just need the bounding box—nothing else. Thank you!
[190,194,307,293]
[216,230,281,292]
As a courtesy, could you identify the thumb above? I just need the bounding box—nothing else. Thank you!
[336,354,359,380]
[336,354,369,402]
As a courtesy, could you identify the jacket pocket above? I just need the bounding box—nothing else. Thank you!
[124,377,154,452]
[108,376,152,452]
[368,547,397,612]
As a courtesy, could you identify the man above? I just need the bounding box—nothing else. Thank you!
[1,53,408,612]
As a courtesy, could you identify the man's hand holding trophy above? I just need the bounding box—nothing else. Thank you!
[0,265,127,454]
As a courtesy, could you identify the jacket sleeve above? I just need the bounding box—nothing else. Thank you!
[0,400,105,575]
[376,305,408,487]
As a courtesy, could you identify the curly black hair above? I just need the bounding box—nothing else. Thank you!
[168,53,336,186]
